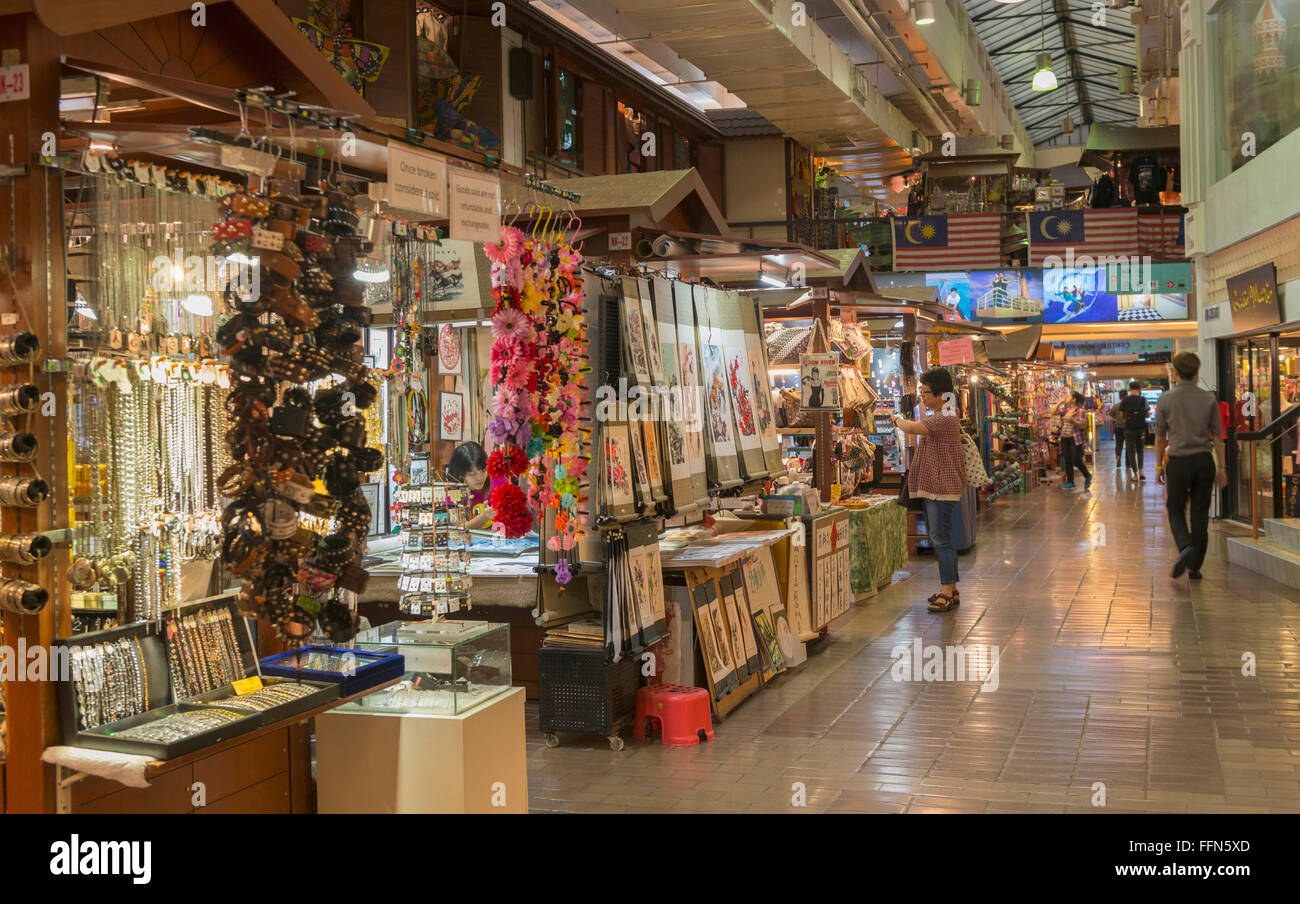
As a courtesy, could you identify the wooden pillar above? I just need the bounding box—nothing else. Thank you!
[814,293,832,503]
[0,12,69,813]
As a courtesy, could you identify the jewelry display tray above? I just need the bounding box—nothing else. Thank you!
[259,645,406,697]
[57,595,340,760]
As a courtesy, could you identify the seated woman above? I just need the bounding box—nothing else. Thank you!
[445,441,504,530]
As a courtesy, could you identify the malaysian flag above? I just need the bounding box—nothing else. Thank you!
[1026,210,1138,266]
[891,213,1002,270]
[1137,211,1185,259]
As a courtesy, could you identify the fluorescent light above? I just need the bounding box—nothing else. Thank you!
[759,272,786,288]
[182,294,213,317]
[1032,53,1058,91]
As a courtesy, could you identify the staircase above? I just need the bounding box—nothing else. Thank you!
[1226,519,1300,590]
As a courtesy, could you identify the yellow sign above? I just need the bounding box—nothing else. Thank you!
[231,676,264,695]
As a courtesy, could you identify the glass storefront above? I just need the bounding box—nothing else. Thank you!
[1219,327,1300,520]
[1209,0,1300,180]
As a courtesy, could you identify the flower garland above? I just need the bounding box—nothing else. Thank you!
[484,225,536,537]
[482,224,589,584]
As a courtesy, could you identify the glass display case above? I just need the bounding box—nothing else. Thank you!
[349,620,511,715]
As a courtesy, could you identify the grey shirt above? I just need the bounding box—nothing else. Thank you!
[1154,381,1221,457]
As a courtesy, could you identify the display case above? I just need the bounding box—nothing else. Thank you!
[57,595,340,759]
[349,620,511,714]
[260,645,406,696]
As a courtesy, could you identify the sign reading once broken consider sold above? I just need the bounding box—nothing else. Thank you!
[386,142,448,218]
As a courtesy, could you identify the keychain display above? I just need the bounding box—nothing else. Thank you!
[393,480,472,617]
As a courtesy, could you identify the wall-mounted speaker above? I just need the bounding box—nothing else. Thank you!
[509,47,534,100]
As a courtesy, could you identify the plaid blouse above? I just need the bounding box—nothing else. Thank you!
[907,414,965,502]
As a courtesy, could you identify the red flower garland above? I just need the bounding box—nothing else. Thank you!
[486,446,528,480]
[490,483,533,536]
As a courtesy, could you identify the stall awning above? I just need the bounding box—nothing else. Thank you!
[1080,124,1180,169]
[503,169,727,236]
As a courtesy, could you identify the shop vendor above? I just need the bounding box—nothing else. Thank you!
[445,442,504,530]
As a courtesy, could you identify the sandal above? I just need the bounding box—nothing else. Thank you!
[927,590,960,604]
[928,593,959,613]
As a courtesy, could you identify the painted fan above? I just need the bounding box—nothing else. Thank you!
[293,18,391,95]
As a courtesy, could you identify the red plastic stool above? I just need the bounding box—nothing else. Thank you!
[634,684,714,746]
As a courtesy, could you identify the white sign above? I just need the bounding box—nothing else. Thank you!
[0,65,29,102]
[387,142,447,217]
[449,169,501,243]
[609,231,632,250]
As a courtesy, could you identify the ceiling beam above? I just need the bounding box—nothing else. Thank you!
[1055,0,1094,127]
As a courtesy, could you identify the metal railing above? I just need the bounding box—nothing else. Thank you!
[1237,403,1300,538]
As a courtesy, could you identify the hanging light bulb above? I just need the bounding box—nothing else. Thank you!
[910,0,936,25]
[1032,53,1058,91]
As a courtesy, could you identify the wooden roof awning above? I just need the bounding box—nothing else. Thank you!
[634,229,838,285]
[502,169,727,236]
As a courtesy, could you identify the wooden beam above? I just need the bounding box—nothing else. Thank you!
[0,10,69,814]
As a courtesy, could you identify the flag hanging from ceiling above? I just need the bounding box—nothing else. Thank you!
[1137,211,1185,259]
[891,213,1002,271]
[1027,209,1138,266]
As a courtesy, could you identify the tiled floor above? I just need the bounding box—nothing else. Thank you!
[524,459,1300,813]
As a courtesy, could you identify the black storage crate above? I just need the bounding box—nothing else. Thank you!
[538,647,640,751]
[58,595,338,760]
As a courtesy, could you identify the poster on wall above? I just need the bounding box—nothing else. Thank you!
[1041,266,1117,322]
[926,272,973,321]
[969,269,1044,323]
[800,352,841,412]
[426,239,485,313]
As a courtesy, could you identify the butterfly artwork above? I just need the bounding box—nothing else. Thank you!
[293,17,392,96]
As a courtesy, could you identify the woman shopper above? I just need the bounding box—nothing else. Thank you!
[1058,391,1092,491]
[892,368,965,613]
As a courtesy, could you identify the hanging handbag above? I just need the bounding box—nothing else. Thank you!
[961,431,991,488]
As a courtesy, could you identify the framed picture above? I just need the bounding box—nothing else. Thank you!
[438,391,464,442]
[360,482,384,536]
[436,323,462,374]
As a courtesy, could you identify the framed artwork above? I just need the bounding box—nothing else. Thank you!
[437,323,462,374]
[407,383,430,445]
[438,391,464,441]
[360,482,384,536]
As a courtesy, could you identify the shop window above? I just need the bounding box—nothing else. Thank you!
[556,66,582,167]
[1209,0,1300,179]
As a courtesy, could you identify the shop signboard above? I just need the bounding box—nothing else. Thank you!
[448,168,501,243]
[386,142,447,217]
[938,337,975,365]
[1226,263,1281,333]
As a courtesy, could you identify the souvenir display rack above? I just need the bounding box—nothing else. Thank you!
[393,481,472,618]
[985,415,1033,502]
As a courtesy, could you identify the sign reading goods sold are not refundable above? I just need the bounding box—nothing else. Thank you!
[1226,263,1281,333]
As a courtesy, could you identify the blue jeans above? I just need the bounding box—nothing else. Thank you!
[923,498,959,586]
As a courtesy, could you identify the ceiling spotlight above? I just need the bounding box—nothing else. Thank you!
[1032,53,1058,91]
[910,0,936,25]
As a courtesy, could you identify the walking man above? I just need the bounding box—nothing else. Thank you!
[1117,381,1150,480]
[1155,353,1227,580]
[1109,395,1126,468]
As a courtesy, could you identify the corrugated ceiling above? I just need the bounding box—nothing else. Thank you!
[962,0,1141,147]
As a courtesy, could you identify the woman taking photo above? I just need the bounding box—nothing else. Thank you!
[892,368,965,613]
[1056,391,1092,491]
